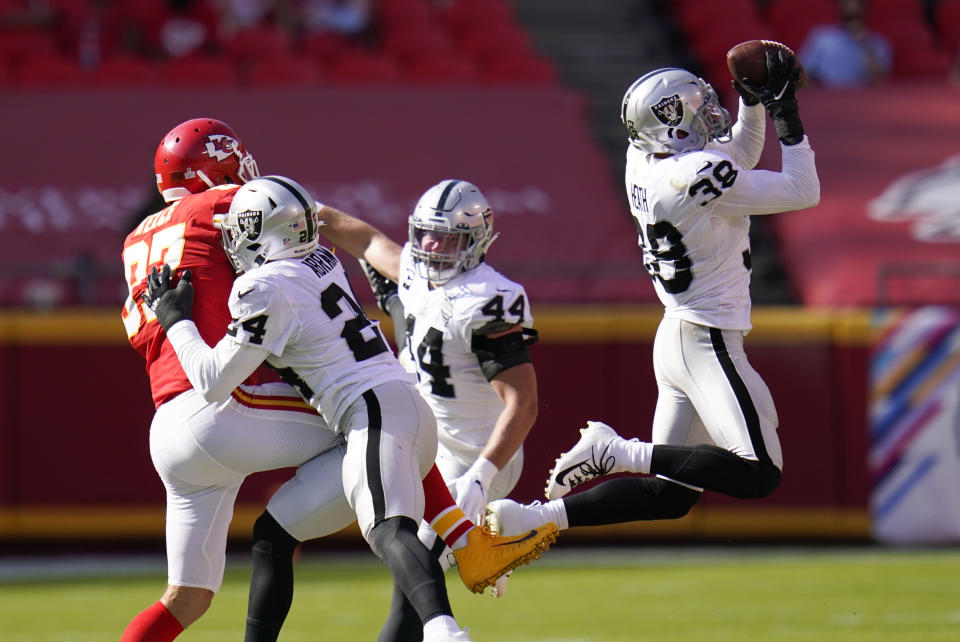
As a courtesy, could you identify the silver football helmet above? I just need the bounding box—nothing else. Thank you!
[217,175,318,273]
[621,68,732,155]
[409,179,498,284]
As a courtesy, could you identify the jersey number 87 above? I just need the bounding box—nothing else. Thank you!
[121,215,186,337]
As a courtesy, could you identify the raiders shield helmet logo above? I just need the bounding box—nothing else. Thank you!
[651,94,683,126]
[237,209,262,241]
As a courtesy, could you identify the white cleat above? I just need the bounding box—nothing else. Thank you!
[544,421,624,499]
[486,499,548,538]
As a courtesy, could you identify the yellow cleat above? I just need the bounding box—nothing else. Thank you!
[451,521,558,594]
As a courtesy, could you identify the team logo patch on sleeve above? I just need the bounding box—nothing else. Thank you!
[651,94,683,126]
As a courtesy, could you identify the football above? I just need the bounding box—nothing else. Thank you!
[726,39,806,90]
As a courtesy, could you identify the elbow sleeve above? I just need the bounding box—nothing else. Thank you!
[471,328,538,381]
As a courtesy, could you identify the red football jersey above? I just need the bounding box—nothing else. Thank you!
[121,185,251,408]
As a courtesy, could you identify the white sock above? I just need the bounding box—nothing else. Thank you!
[419,521,456,570]
[542,499,570,530]
[615,438,653,474]
[423,614,461,638]
[451,531,469,551]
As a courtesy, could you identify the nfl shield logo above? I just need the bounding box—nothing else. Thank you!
[651,94,683,126]
[237,209,262,240]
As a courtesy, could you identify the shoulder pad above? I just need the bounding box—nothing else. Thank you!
[462,273,530,332]
[230,271,279,316]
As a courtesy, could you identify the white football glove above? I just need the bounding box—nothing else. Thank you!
[453,457,498,525]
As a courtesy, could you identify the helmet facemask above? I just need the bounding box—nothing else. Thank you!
[216,212,259,274]
[691,81,732,145]
[410,219,494,284]
[408,180,497,285]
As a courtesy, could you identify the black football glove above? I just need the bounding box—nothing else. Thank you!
[740,49,805,145]
[358,259,410,350]
[141,264,194,332]
[731,79,760,106]
[359,259,399,314]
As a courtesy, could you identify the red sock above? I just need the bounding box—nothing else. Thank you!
[120,600,184,642]
[422,464,473,547]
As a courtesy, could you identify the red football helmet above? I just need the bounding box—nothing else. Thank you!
[154,117,259,202]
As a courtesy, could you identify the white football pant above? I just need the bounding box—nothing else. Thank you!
[150,382,353,592]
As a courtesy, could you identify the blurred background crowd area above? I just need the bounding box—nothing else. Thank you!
[2,0,959,311]
[1,0,957,92]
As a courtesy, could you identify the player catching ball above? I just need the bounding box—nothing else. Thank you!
[488,47,820,538]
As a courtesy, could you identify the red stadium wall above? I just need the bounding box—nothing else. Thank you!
[0,307,872,542]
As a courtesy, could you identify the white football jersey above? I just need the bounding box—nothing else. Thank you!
[226,246,411,427]
[625,134,819,331]
[397,243,533,449]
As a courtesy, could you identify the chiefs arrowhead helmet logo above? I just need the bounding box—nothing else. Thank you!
[205,134,240,162]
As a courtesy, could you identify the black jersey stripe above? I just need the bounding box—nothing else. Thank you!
[429,530,447,561]
[708,327,771,464]
[436,179,462,212]
[263,175,314,239]
[362,389,387,525]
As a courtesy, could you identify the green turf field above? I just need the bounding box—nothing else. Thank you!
[1,546,958,641]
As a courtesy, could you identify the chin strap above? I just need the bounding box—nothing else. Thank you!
[196,169,216,189]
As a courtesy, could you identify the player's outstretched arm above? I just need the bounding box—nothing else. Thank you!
[739,50,805,146]
[143,265,270,401]
[718,51,819,216]
[359,259,408,350]
[316,205,402,282]
[722,95,766,170]
[485,361,539,470]
[166,323,269,402]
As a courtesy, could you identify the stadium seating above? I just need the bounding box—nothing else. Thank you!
[11,55,87,87]
[0,0,562,88]
[246,55,322,87]
[378,0,434,30]
[763,0,840,50]
[382,25,453,68]
[936,0,960,54]
[672,0,761,42]
[302,31,352,66]
[0,29,59,69]
[480,54,557,86]
[323,52,403,85]
[457,23,535,68]
[404,54,479,85]
[160,55,240,87]
[875,21,953,76]
[438,0,516,37]
[88,55,161,86]
[221,25,293,67]
[670,0,951,83]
